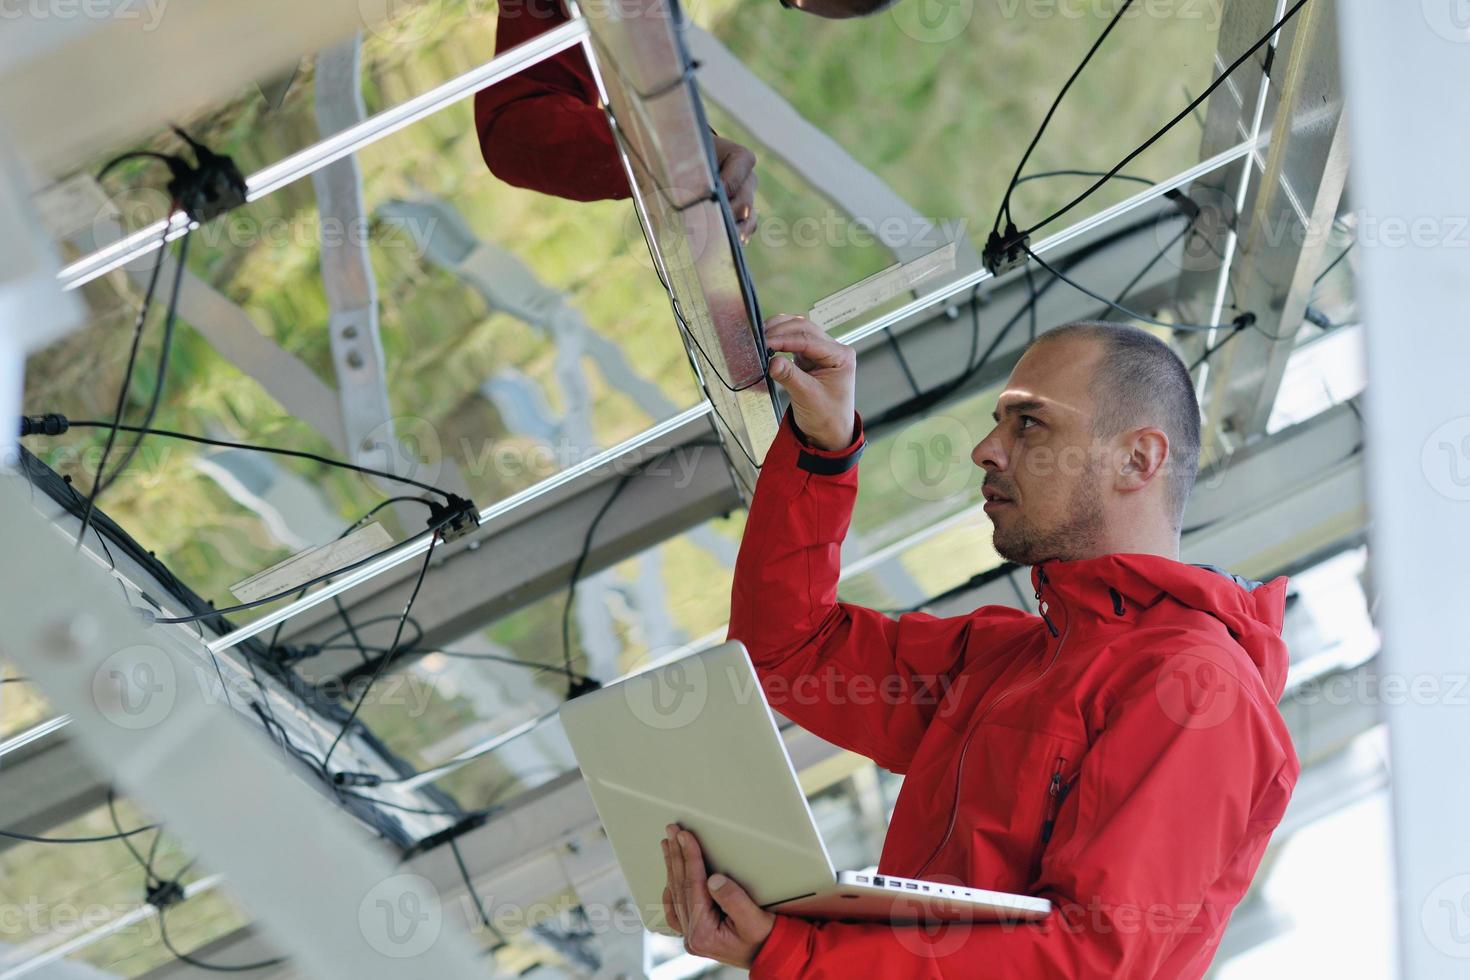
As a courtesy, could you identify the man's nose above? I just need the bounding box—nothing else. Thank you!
[972,429,1005,471]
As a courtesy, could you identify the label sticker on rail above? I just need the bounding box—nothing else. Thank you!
[807,241,958,331]
[229,522,395,603]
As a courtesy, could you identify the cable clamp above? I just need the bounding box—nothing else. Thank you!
[983,223,1031,276]
[428,494,480,543]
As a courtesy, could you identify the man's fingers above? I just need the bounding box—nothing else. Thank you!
[766,328,852,371]
[706,873,768,937]
[720,146,756,200]
[663,885,682,934]
[767,356,820,400]
[666,825,687,923]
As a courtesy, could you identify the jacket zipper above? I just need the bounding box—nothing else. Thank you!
[911,569,1072,879]
[1041,755,1073,844]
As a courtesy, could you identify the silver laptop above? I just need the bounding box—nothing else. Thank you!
[558,640,1051,935]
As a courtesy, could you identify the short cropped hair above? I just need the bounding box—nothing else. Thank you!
[1030,321,1201,530]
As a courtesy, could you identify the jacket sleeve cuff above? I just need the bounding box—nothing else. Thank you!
[750,914,813,979]
[780,407,866,476]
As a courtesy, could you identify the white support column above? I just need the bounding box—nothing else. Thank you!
[1336,5,1470,978]
[0,474,489,979]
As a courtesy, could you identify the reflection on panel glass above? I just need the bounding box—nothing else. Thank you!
[353,507,747,810]
[690,0,1225,258]
[24,91,701,621]
[0,797,245,978]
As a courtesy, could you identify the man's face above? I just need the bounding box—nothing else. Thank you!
[971,337,1114,566]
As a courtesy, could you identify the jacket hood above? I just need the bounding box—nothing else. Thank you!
[1030,553,1292,700]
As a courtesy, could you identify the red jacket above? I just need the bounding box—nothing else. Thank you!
[728,410,1299,978]
[474,0,630,201]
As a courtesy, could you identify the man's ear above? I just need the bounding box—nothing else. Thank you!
[1117,427,1170,492]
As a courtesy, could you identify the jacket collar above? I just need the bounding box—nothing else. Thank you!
[1028,553,1292,698]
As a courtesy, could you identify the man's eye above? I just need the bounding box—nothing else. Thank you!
[1019,415,1039,429]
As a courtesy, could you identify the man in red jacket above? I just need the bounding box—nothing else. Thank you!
[476,0,903,239]
[660,315,1299,977]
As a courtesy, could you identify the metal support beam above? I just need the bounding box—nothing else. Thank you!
[1195,0,1349,458]
[1172,0,1281,343]
[283,410,739,679]
[0,477,487,979]
[1337,5,1470,977]
[0,720,102,856]
[56,17,592,292]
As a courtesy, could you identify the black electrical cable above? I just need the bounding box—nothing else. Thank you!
[316,642,595,684]
[995,0,1138,234]
[322,532,440,771]
[1013,169,1156,190]
[1313,237,1355,288]
[1024,266,1039,343]
[451,837,494,930]
[0,824,159,845]
[883,328,923,398]
[95,229,192,499]
[158,905,286,973]
[1012,0,1311,242]
[58,421,453,500]
[149,519,448,626]
[1098,218,1193,322]
[562,469,642,698]
[560,442,718,697]
[1022,244,1234,332]
[75,219,173,551]
[108,790,160,882]
[97,150,179,181]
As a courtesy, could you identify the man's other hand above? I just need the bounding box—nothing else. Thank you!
[714,136,758,243]
[765,315,858,451]
[662,824,775,968]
